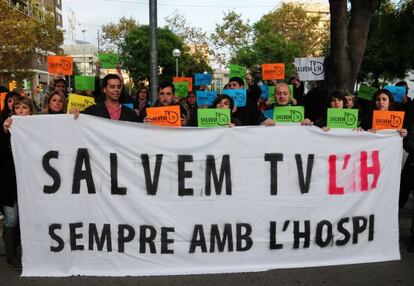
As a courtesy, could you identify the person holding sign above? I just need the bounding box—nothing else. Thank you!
[193,94,240,128]
[228,77,274,126]
[143,82,188,126]
[360,89,407,137]
[266,83,297,108]
[310,90,360,131]
[1,96,36,271]
[78,74,140,122]
[213,94,241,127]
[43,91,66,114]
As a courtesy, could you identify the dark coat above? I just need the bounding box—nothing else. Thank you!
[82,101,141,122]
[0,120,17,207]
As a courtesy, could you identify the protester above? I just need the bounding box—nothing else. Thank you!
[312,89,348,130]
[213,94,241,127]
[288,75,305,106]
[133,86,151,121]
[43,91,66,114]
[143,82,189,126]
[47,75,68,97]
[360,89,408,137]
[266,83,298,107]
[1,96,36,271]
[228,76,274,126]
[79,74,140,122]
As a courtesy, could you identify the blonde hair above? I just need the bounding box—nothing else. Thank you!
[43,91,66,114]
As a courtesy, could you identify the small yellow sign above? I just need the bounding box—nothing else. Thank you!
[67,94,95,114]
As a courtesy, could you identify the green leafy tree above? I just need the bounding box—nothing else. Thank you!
[231,3,326,78]
[100,17,138,52]
[121,25,211,83]
[255,3,329,57]
[210,11,253,67]
[359,0,414,84]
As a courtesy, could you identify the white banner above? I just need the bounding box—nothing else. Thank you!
[11,115,402,277]
[294,57,325,81]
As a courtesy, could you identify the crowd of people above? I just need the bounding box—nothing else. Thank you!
[0,70,413,271]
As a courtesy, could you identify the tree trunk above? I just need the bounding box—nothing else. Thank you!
[326,0,380,93]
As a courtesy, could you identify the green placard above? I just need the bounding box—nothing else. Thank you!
[74,75,95,91]
[173,82,189,97]
[198,108,231,128]
[98,53,119,69]
[268,86,276,103]
[288,84,294,99]
[358,84,378,101]
[229,64,246,79]
[327,108,359,129]
[273,106,304,123]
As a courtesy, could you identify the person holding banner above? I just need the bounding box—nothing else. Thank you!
[400,128,414,252]
[43,91,66,114]
[360,89,408,137]
[1,96,36,271]
[80,74,140,122]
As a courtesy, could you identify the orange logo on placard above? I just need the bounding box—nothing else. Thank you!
[146,105,181,127]
[262,64,285,80]
[173,77,193,92]
[372,110,405,130]
[48,56,73,75]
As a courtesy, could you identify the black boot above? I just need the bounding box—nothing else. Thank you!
[3,227,22,271]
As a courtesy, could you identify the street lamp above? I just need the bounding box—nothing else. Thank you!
[172,49,181,77]
[82,29,88,75]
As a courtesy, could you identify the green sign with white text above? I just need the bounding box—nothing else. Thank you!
[327,108,359,128]
[198,108,231,128]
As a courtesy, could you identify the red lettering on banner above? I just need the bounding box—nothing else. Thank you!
[360,151,380,191]
[329,151,381,195]
[329,155,344,195]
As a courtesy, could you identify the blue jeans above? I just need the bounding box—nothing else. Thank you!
[3,202,19,228]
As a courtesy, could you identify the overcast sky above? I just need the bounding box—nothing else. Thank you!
[63,0,287,45]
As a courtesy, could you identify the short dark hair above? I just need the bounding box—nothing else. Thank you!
[54,77,66,87]
[228,77,244,87]
[159,82,175,94]
[213,94,234,110]
[102,74,122,88]
[373,88,394,110]
[326,89,347,108]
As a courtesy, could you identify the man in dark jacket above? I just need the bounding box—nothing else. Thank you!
[82,74,140,122]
